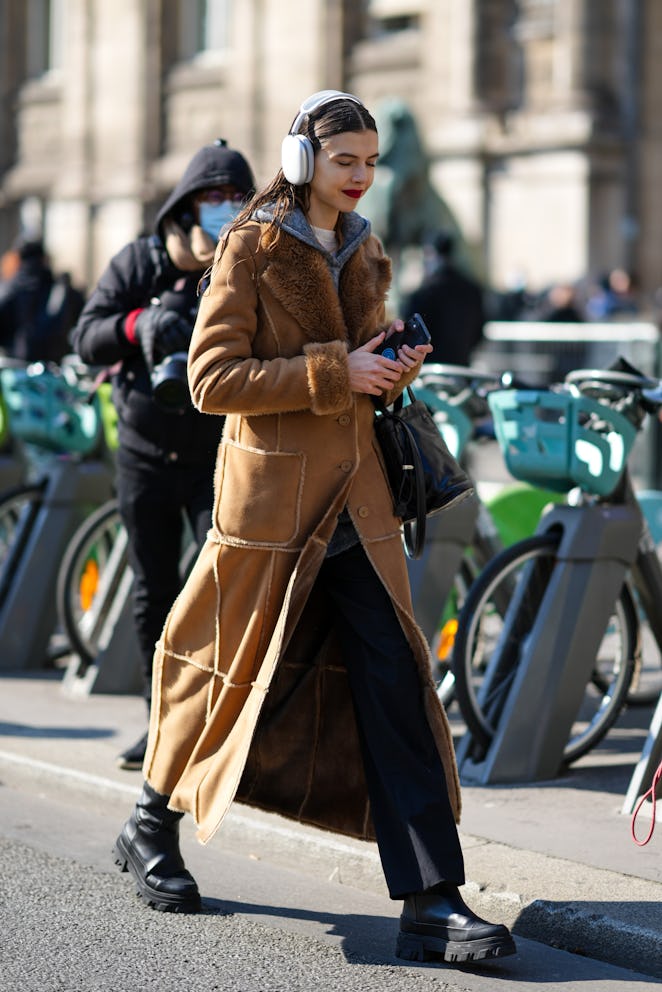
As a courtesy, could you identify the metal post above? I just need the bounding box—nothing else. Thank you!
[0,453,24,493]
[407,493,479,642]
[622,689,662,816]
[0,459,112,670]
[61,567,143,696]
[457,502,642,784]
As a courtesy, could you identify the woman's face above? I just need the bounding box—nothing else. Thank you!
[307,129,379,230]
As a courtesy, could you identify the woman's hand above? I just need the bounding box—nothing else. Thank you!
[348,324,405,396]
[398,340,433,369]
[383,318,433,370]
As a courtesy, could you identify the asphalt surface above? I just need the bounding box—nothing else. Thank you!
[1,437,661,984]
[0,669,661,983]
[2,769,662,992]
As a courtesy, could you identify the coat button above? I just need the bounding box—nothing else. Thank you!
[338,414,350,426]
[340,460,352,472]
[357,506,369,518]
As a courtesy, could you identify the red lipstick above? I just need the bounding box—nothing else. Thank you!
[342,189,363,199]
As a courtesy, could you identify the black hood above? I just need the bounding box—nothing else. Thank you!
[155,139,255,236]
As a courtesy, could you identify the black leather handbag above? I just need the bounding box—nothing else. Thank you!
[374,386,474,558]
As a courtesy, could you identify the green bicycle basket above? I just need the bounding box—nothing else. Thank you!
[488,389,637,496]
[408,385,474,459]
[0,364,102,456]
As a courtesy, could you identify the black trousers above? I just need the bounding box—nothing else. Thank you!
[316,543,465,899]
[116,449,215,707]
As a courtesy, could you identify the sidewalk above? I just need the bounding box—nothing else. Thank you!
[0,668,661,979]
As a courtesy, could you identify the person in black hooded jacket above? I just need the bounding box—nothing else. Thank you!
[73,139,255,770]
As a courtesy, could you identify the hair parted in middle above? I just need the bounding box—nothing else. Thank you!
[218,94,378,254]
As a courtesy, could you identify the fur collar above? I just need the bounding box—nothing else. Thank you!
[260,226,391,348]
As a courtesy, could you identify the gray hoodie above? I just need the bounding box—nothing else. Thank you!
[255,205,372,289]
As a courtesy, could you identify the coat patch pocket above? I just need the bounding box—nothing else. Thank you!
[216,441,305,545]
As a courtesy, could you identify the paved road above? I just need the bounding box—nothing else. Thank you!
[2,776,661,992]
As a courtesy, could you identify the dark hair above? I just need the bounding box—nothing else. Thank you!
[14,236,46,261]
[220,96,377,253]
[433,230,455,258]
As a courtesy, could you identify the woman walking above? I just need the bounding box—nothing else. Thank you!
[114,90,515,966]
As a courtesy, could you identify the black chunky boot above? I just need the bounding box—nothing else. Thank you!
[396,881,515,963]
[112,781,201,913]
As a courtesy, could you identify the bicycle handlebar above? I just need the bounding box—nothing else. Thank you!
[420,362,500,382]
[565,368,660,392]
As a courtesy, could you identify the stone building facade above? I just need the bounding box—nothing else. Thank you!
[0,0,659,299]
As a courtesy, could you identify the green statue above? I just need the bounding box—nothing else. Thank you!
[360,98,478,281]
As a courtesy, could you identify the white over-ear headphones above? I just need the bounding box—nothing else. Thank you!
[281,89,364,186]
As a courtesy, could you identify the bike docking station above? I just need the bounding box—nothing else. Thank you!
[60,519,144,698]
[0,357,29,492]
[455,498,642,784]
[455,379,649,786]
[60,501,195,698]
[407,492,480,644]
[0,363,114,671]
[406,366,500,644]
[0,456,113,671]
[0,438,25,493]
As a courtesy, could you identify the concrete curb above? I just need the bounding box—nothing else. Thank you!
[2,748,661,980]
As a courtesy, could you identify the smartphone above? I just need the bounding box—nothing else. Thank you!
[377,313,431,360]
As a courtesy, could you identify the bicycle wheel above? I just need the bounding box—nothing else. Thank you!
[452,533,638,765]
[0,481,46,607]
[57,499,200,667]
[56,498,128,665]
[433,556,475,707]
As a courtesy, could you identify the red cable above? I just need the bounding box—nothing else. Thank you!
[631,760,662,846]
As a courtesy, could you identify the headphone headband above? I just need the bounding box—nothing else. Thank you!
[282,89,365,186]
[289,89,364,136]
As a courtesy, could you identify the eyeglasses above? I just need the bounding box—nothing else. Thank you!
[195,188,244,205]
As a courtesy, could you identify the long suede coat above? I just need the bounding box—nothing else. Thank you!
[143,216,462,844]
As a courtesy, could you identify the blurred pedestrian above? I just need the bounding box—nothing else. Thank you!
[72,139,255,770]
[112,90,515,966]
[402,230,485,366]
[586,268,639,320]
[540,282,584,322]
[0,236,83,362]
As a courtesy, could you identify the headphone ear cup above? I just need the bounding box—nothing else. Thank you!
[281,134,315,186]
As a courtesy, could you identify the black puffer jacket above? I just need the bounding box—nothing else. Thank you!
[72,237,221,462]
[72,140,254,463]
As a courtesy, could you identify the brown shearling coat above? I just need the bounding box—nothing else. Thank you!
[143,219,462,844]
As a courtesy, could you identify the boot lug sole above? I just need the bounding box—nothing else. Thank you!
[396,930,516,964]
[112,836,201,914]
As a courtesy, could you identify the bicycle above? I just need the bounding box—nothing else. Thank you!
[0,357,28,494]
[0,358,114,669]
[409,363,564,705]
[451,366,662,777]
[57,495,197,681]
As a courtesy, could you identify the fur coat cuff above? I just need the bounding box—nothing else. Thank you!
[304,340,352,415]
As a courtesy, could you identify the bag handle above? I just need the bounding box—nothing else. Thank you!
[373,386,427,558]
[394,410,427,558]
[391,385,416,413]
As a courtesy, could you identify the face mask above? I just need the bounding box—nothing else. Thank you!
[198,200,242,241]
